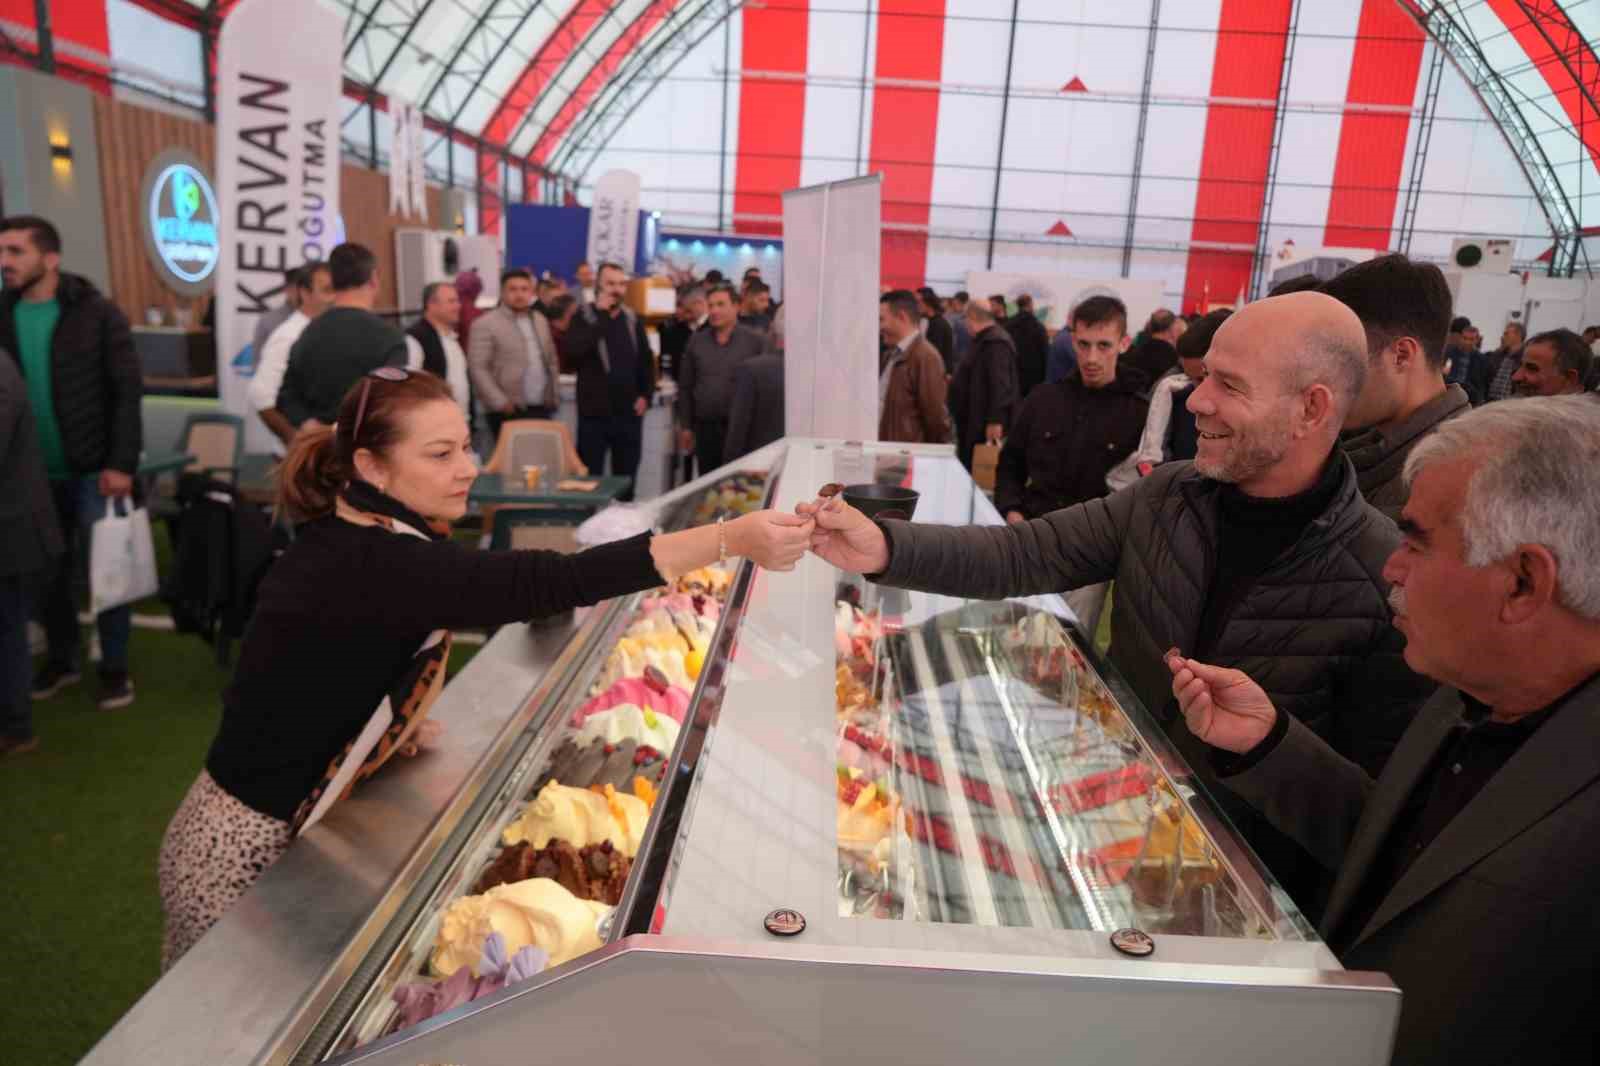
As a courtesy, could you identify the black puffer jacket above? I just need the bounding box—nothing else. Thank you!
[0,273,142,475]
[949,324,1018,468]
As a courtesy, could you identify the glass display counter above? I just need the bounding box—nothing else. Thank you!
[85,440,1400,1066]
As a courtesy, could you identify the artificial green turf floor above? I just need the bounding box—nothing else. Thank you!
[0,570,482,1065]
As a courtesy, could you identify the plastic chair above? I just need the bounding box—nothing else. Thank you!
[480,419,587,531]
[180,412,245,482]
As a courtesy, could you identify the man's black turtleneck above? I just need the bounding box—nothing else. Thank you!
[1194,454,1344,659]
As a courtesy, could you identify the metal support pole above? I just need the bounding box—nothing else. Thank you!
[1248,0,1302,301]
[1121,0,1161,278]
[717,14,731,231]
[446,126,455,187]
[1398,37,1446,256]
[199,2,217,122]
[854,0,874,175]
[983,0,1021,269]
[32,0,53,73]
[368,97,380,169]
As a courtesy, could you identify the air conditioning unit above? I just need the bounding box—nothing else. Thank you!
[1451,237,1513,272]
[395,230,500,312]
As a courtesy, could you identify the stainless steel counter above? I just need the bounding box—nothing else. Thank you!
[81,593,620,1066]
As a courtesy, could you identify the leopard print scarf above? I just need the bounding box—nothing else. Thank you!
[290,500,455,834]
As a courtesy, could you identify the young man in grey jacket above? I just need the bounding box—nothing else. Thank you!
[1322,254,1470,520]
[801,291,1436,915]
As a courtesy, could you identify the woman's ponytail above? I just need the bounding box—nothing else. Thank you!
[276,424,348,521]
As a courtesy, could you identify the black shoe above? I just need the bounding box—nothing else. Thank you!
[98,673,135,711]
[32,664,82,700]
[0,735,40,756]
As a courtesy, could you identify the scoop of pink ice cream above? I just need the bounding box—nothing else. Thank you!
[573,676,690,726]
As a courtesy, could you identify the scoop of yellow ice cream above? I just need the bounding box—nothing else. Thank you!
[429,877,609,977]
[502,780,650,856]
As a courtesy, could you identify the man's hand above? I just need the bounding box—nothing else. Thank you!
[99,470,134,498]
[1005,510,1026,526]
[796,496,891,574]
[1164,651,1278,754]
[678,427,695,453]
[500,400,519,415]
[985,422,1004,445]
[634,396,649,417]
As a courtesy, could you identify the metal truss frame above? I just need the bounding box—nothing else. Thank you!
[546,0,742,180]
[1404,1,1591,275]
[1248,0,1301,301]
[499,1,636,155]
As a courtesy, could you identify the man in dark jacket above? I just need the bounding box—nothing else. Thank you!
[1167,396,1600,1065]
[918,287,955,376]
[1004,293,1050,400]
[725,306,786,461]
[1121,308,1187,384]
[0,351,64,753]
[1321,254,1470,520]
[803,291,1436,915]
[996,295,1146,522]
[0,215,142,710]
[277,242,407,431]
[949,300,1018,470]
[560,262,655,499]
[996,295,1146,634]
[677,284,764,473]
[1479,320,1525,403]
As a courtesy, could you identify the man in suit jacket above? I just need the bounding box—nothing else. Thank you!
[0,352,63,754]
[918,287,955,376]
[467,268,561,442]
[877,290,950,444]
[726,306,786,461]
[1165,394,1600,1065]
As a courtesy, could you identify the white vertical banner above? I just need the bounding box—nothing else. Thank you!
[215,0,344,453]
[408,103,427,223]
[389,100,411,215]
[783,175,881,442]
[586,168,642,270]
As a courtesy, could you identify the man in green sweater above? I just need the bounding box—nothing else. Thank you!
[276,242,407,434]
[0,215,143,710]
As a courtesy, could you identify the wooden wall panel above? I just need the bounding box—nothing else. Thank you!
[92,96,444,321]
[92,94,214,324]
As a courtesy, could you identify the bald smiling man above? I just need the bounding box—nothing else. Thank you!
[803,292,1436,914]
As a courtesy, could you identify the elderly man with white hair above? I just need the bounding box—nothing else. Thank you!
[802,292,1436,914]
[1166,395,1600,1064]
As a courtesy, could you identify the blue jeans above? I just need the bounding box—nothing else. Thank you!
[0,573,40,739]
[42,477,133,676]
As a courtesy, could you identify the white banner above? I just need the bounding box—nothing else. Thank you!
[586,169,641,271]
[408,103,427,223]
[966,270,1165,335]
[389,100,411,215]
[215,0,344,453]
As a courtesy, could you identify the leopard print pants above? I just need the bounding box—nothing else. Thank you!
[158,770,292,972]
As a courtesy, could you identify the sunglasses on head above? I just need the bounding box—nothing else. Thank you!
[351,366,413,442]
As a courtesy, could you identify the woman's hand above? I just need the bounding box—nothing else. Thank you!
[795,496,890,574]
[728,510,814,571]
[398,718,445,758]
[1164,651,1277,754]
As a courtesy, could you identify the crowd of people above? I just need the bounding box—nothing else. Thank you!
[5,202,1599,1061]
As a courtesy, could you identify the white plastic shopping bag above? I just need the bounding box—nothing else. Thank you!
[90,497,159,614]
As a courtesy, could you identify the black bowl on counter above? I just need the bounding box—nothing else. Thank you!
[842,483,920,522]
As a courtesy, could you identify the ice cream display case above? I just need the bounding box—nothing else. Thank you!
[85,440,1401,1066]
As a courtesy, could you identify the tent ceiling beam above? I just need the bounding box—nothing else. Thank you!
[1121,0,1162,278]
[1404,1,1589,275]
[1249,0,1302,301]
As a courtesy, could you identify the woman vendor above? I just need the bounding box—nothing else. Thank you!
[158,368,810,968]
